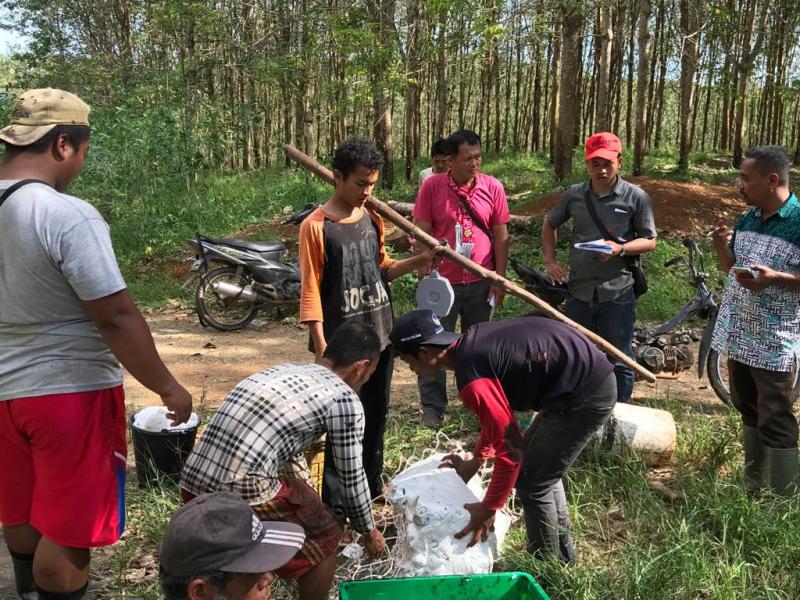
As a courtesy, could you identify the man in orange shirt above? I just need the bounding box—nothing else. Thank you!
[298,137,437,518]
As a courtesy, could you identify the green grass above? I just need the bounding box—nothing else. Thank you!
[382,398,800,600]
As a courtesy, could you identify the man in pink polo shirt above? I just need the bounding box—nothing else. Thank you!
[412,129,510,427]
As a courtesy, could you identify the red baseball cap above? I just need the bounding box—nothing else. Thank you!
[585,132,622,161]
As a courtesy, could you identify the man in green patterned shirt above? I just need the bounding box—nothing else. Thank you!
[712,145,800,496]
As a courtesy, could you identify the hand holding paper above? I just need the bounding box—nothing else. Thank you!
[574,239,615,254]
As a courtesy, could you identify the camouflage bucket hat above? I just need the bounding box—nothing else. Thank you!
[0,88,90,146]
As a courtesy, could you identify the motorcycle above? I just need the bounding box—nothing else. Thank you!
[182,233,301,331]
[635,237,720,397]
[510,238,800,405]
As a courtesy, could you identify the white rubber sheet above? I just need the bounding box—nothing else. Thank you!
[386,453,512,577]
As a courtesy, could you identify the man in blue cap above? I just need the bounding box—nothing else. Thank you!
[390,309,616,563]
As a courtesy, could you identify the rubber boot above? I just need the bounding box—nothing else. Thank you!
[765,446,799,496]
[742,425,766,493]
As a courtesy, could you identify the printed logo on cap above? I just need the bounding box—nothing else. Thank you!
[588,136,616,150]
[431,313,444,333]
[251,514,263,541]
[400,332,423,343]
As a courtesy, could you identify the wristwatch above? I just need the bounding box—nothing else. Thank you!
[618,244,626,257]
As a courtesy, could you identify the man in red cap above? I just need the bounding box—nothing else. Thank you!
[541,132,656,403]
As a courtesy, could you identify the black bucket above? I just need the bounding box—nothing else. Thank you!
[129,415,198,487]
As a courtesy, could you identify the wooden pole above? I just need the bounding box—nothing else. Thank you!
[283,144,656,383]
[387,200,533,226]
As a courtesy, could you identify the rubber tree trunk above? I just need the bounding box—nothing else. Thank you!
[549,18,562,163]
[633,0,652,176]
[594,3,613,132]
[678,0,700,170]
[732,0,769,167]
[403,0,421,182]
[369,0,395,189]
[434,10,449,139]
[554,0,582,180]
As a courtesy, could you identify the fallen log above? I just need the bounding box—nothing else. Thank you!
[283,144,656,384]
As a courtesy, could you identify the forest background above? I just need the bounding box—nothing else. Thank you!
[0,0,797,295]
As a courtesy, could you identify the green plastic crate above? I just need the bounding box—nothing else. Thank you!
[338,571,550,599]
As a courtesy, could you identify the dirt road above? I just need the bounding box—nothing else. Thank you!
[123,308,422,414]
[125,308,720,414]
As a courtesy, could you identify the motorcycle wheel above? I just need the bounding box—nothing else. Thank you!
[707,349,800,406]
[706,350,732,405]
[195,267,259,331]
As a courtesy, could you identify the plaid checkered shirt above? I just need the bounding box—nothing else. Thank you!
[181,362,375,534]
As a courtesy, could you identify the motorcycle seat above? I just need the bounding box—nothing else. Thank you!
[209,237,286,254]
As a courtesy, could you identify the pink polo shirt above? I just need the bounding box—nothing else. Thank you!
[413,172,509,284]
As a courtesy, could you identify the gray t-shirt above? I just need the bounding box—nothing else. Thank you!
[546,177,657,303]
[0,181,126,401]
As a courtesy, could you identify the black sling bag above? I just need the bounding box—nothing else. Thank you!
[0,179,50,209]
[581,189,648,297]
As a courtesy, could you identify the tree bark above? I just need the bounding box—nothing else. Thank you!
[555,0,583,180]
[633,0,652,175]
[434,10,449,139]
[625,4,637,147]
[404,0,422,182]
[549,18,562,162]
[595,1,614,131]
[279,0,292,167]
[733,0,769,167]
[678,0,700,169]
[369,0,395,188]
[652,1,668,148]
[531,39,544,151]
[699,45,716,151]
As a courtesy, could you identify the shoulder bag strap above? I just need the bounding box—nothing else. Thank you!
[0,179,51,210]
[457,193,493,241]
[581,188,625,245]
[582,188,642,268]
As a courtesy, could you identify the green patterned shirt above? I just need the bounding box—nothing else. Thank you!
[711,193,800,371]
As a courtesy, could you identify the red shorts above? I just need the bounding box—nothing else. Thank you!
[182,478,342,579]
[0,387,127,548]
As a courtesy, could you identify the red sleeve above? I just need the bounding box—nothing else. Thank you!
[459,378,522,511]
[412,179,434,224]
[490,179,510,227]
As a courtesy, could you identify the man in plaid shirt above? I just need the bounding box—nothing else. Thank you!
[181,321,386,600]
